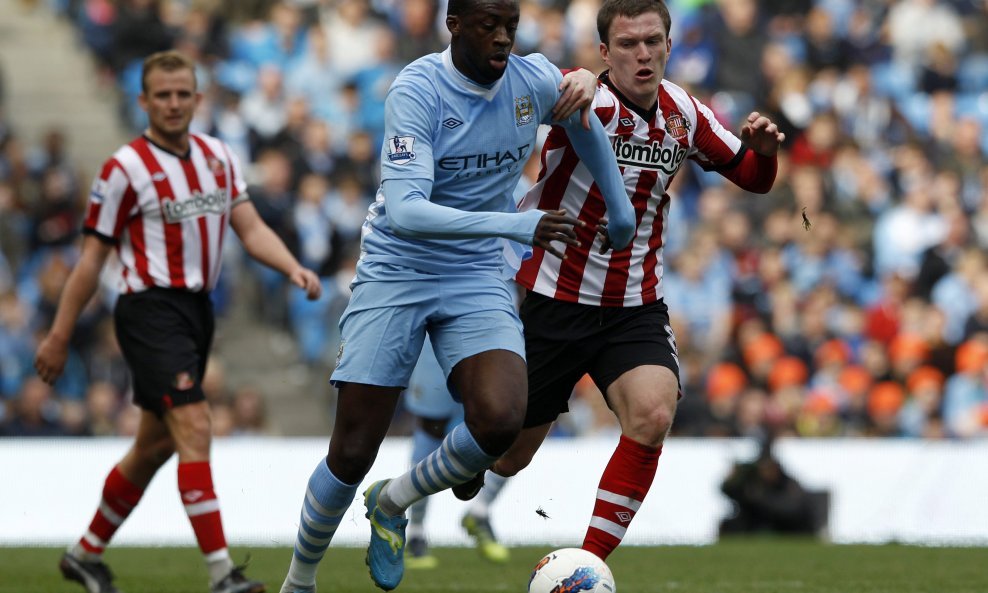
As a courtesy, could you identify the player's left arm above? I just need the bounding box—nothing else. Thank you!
[721,111,785,194]
[230,200,322,300]
[531,55,634,248]
[557,113,636,250]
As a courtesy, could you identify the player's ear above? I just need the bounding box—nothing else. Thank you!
[446,14,460,35]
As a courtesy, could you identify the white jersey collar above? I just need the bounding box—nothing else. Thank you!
[442,46,506,102]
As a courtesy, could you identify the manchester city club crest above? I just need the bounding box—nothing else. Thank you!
[386,135,417,165]
[664,112,690,140]
[515,95,534,127]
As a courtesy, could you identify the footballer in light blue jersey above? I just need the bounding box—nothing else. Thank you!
[334,41,635,387]
[361,47,575,275]
[282,3,636,592]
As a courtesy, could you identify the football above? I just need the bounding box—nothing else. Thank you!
[527,548,616,593]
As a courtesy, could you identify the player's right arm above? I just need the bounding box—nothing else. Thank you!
[36,156,127,384]
[35,234,113,384]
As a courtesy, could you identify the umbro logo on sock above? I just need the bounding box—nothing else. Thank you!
[183,490,205,503]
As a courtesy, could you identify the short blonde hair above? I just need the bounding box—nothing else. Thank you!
[141,50,197,93]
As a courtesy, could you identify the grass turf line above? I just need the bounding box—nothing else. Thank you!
[1,539,985,593]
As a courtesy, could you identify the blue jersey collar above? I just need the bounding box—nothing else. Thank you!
[441,46,506,102]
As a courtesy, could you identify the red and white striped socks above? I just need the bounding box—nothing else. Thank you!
[73,466,144,560]
[582,435,662,560]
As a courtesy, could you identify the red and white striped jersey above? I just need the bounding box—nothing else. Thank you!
[516,77,743,307]
[83,134,248,294]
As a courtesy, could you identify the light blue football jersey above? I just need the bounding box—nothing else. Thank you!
[360,47,564,275]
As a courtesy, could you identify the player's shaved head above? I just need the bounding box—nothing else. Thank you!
[447,0,517,17]
[446,0,520,84]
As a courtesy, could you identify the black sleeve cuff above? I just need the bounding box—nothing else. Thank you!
[82,228,118,245]
[702,144,748,172]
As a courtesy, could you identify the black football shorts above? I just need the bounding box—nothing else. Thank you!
[114,287,214,416]
[520,291,681,428]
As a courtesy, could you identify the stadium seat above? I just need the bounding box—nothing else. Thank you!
[870,61,916,101]
[957,53,988,93]
[117,59,148,132]
[898,93,931,135]
[953,92,988,123]
[214,60,259,95]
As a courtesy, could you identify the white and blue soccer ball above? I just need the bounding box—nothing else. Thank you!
[527,548,616,593]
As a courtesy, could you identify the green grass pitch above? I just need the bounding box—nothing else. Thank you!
[1,539,985,593]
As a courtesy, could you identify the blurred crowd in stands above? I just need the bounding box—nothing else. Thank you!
[1,0,987,440]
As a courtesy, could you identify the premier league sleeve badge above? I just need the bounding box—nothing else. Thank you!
[387,135,417,165]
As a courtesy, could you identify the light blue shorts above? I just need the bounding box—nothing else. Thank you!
[403,339,464,420]
[331,261,525,389]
